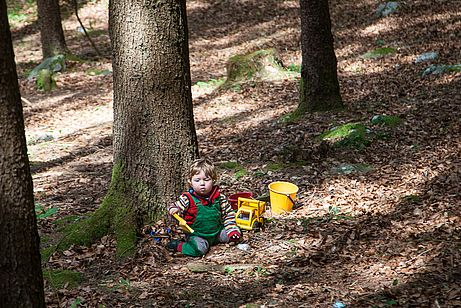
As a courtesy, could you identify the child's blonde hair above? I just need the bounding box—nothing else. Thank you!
[188,158,217,181]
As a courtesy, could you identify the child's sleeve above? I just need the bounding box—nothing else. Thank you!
[167,194,190,215]
[220,195,241,235]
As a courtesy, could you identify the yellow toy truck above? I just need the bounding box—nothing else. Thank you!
[235,197,266,231]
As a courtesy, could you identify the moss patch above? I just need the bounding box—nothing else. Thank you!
[362,47,397,59]
[58,161,137,258]
[36,69,56,92]
[220,161,241,170]
[41,245,57,262]
[320,123,371,149]
[43,269,83,289]
[53,215,82,230]
[266,162,284,171]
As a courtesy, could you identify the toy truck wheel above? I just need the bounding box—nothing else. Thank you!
[253,221,262,232]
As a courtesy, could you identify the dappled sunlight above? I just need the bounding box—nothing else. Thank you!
[6,0,459,305]
[360,17,401,36]
[13,32,42,64]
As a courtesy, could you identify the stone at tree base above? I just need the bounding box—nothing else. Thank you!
[28,54,66,80]
[225,49,288,84]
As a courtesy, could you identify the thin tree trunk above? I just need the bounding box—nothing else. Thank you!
[0,1,46,305]
[37,0,68,58]
[298,0,343,112]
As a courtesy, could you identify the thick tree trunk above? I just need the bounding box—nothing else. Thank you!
[298,0,343,112]
[37,0,68,58]
[58,0,199,256]
[0,2,46,306]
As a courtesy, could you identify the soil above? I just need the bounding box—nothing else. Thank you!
[9,0,461,307]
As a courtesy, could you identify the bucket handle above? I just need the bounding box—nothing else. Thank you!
[286,194,302,210]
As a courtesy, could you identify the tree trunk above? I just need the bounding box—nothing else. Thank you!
[60,0,198,257]
[0,2,46,306]
[37,0,68,58]
[298,0,343,112]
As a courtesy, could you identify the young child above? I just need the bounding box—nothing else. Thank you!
[167,158,241,257]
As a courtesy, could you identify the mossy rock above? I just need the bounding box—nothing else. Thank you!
[371,114,403,127]
[320,123,371,149]
[28,54,65,80]
[225,49,288,84]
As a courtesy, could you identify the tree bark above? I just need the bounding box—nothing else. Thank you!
[0,1,46,306]
[59,0,199,256]
[298,0,343,112]
[37,0,68,58]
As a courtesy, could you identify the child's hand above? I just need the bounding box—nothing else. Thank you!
[169,208,179,215]
[228,230,241,242]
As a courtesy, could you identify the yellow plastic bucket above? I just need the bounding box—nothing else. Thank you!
[268,181,299,214]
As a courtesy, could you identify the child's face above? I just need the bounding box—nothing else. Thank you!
[190,170,213,196]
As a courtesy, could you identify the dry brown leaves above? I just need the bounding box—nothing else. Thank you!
[10,0,460,306]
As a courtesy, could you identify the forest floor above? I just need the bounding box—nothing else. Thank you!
[9,0,461,306]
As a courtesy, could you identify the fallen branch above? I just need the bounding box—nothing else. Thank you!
[186,262,261,273]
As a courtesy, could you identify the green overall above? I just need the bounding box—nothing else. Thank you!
[181,194,223,257]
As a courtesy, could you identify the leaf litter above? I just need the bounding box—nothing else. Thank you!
[10,0,461,306]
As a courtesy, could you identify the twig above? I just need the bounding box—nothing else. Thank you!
[21,96,32,106]
[72,0,103,58]
[404,248,434,265]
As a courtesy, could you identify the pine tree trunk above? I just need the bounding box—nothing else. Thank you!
[37,0,68,58]
[0,2,45,305]
[298,0,343,112]
[100,0,198,254]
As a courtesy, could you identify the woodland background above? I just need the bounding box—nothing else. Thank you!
[6,0,461,306]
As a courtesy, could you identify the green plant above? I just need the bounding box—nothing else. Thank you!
[375,39,385,46]
[35,203,58,220]
[70,297,83,308]
[253,266,269,277]
[224,266,235,275]
[118,278,131,289]
[328,205,353,221]
[286,63,301,73]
